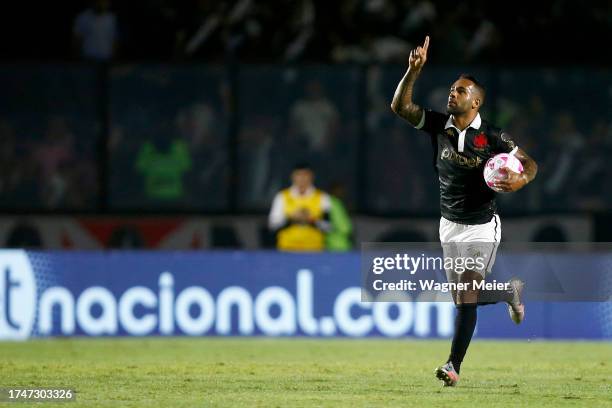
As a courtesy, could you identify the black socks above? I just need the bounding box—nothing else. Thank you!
[448,303,478,374]
[447,288,516,374]
[477,288,514,305]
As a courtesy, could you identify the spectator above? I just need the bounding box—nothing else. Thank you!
[268,163,331,251]
[325,183,353,252]
[0,120,27,205]
[73,0,118,61]
[543,112,585,208]
[33,117,75,176]
[177,102,227,208]
[135,125,192,204]
[33,116,77,208]
[5,220,43,249]
[289,80,339,154]
[238,115,277,208]
[573,119,611,210]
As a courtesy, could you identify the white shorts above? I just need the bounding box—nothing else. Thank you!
[439,214,501,278]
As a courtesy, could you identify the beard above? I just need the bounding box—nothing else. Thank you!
[446,104,463,115]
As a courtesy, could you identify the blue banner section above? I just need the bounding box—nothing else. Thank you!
[0,250,609,340]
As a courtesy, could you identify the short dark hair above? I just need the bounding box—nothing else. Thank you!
[292,162,312,172]
[459,73,486,104]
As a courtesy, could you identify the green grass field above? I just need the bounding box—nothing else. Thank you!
[1,338,610,407]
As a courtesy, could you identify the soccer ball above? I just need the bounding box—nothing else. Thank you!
[483,153,523,193]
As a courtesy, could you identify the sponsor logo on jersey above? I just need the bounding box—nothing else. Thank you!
[441,147,483,168]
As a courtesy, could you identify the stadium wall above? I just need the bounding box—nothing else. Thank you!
[0,215,593,249]
[0,250,609,341]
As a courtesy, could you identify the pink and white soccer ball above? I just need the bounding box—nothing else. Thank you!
[483,153,523,193]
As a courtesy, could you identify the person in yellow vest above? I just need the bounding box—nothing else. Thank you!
[268,163,331,251]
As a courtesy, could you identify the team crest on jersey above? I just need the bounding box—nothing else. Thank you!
[445,129,454,137]
[473,132,488,149]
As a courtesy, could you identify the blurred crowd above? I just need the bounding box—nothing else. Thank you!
[0,116,98,209]
[6,0,611,64]
[1,64,610,213]
[1,0,611,214]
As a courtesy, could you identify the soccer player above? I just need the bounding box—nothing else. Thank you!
[390,36,538,386]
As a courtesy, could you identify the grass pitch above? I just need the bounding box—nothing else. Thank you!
[1,338,610,407]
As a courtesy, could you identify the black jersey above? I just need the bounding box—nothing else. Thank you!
[417,109,517,224]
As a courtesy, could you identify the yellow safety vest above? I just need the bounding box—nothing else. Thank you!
[277,188,325,251]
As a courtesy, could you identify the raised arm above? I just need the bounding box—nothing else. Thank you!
[390,36,429,126]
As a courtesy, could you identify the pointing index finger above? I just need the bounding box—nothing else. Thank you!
[423,35,430,52]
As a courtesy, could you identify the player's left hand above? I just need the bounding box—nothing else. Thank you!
[494,169,528,192]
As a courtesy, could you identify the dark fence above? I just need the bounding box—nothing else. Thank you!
[1,64,610,215]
